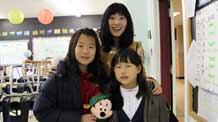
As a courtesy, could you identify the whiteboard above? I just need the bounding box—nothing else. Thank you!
[0,40,28,65]
[32,36,70,60]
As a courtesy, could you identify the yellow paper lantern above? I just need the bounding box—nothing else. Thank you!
[8,9,24,24]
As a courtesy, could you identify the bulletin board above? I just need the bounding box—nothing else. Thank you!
[187,0,218,121]
[0,40,28,66]
[32,36,70,60]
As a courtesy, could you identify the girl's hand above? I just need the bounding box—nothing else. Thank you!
[48,66,57,77]
[81,114,96,122]
[147,77,162,95]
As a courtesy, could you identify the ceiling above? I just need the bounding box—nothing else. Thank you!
[0,0,183,25]
[0,0,125,19]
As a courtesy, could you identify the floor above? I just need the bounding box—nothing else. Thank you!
[176,78,184,122]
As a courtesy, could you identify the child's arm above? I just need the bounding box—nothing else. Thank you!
[33,76,81,122]
[81,114,97,122]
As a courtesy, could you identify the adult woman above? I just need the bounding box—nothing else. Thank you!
[99,3,161,94]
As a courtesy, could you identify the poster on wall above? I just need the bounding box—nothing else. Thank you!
[0,40,29,65]
[32,36,70,61]
[187,40,203,87]
[194,0,218,121]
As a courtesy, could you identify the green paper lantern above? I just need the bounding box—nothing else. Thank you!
[8,9,24,24]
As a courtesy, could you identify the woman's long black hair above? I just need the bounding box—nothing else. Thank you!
[109,48,150,110]
[100,3,134,52]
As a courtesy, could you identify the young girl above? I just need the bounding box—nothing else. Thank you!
[108,48,169,122]
[33,28,107,122]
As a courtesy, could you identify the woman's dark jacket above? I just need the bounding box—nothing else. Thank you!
[33,61,82,122]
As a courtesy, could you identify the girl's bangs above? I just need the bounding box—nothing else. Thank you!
[115,55,130,64]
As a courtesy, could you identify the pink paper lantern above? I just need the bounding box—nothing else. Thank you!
[37,9,54,24]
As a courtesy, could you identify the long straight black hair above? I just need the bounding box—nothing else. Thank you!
[64,28,105,84]
[100,3,134,52]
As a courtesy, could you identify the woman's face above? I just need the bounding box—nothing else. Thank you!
[108,13,127,39]
[75,34,96,67]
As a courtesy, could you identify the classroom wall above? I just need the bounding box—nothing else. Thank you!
[125,0,148,43]
[126,0,161,81]
[0,15,102,58]
[125,0,149,74]
[0,15,102,40]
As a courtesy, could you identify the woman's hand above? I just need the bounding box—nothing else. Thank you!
[146,77,162,95]
[81,114,96,122]
[48,66,57,77]
[136,46,145,64]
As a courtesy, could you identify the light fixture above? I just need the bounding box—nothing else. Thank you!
[49,0,81,17]
[173,12,180,17]
[69,0,81,17]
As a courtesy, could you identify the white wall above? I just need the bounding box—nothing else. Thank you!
[125,0,161,82]
[125,0,150,72]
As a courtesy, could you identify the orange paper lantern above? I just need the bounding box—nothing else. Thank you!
[37,9,54,24]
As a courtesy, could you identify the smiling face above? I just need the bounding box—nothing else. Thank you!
[75,34,96,69]
[108,13,127,39]
[114,60,141,89]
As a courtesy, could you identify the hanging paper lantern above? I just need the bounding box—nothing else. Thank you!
[37,9,54,25]
[8,9,24,24]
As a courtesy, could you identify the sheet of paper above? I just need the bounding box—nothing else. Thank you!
[195,1,218,93]
[187,40,203,87]
[198,88,218,122]
[184,0,196,18]
[33,36,70,60]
